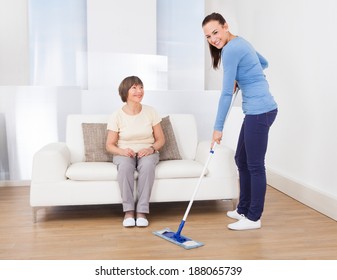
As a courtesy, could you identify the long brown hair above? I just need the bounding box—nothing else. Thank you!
[202,13,226,69]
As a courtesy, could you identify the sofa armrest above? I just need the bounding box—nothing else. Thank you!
[31,142,71,182]
[195,140,237,177]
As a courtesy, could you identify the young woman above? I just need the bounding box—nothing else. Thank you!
[202,13,278,230]
[106,76,165,227]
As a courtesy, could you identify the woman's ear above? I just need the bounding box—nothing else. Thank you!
[223,22,229,32]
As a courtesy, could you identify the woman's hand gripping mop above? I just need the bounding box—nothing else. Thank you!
[153,87,239,249]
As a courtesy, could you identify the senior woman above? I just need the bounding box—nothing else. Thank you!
[106,76,165,227]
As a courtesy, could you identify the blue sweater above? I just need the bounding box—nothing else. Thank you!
[214,36,278,131]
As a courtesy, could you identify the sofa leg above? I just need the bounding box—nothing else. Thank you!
[231,199,238,210]
[32,207,42,223]
[222,199,238,210]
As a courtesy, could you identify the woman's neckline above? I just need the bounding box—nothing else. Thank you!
[122,103,143,116]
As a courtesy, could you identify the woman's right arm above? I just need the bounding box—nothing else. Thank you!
[106,130,136,158]
[106,130,120,155]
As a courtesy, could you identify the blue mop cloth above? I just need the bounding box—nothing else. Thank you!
[153,228,204,250]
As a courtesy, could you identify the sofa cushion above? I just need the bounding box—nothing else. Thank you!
[65,160,207,181]
[67,115,111,163]
[66,162,118,181]
[82,123,113,162]
[155,160,208,179]
[159,116,182,161]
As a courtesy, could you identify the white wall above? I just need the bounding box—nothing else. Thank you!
[253,0,337,197]
[28,0,87,87]
[0,0,29,85]
[0,86,81,182]
[87,0,157,55]
[86,0,168,91]
[157,0,205,90]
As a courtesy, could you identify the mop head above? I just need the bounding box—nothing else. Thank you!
[153,228,204,250]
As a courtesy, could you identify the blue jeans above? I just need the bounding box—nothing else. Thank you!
[235,109,277,221]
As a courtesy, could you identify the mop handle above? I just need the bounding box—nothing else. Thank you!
[181,143,216,221]
[181,87,239,222]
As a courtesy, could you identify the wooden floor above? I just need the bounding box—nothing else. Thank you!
[0,185,336,260]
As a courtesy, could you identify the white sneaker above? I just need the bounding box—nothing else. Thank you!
[136,217,149,227]
[227,209,245,220]
[123,217,135,227]
[228,217,261,231]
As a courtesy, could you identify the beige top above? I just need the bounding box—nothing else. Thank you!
[107,104,161,152]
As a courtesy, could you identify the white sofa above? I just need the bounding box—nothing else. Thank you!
[30,114,238,222]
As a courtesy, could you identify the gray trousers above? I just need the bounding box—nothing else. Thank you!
[113,153,159,214]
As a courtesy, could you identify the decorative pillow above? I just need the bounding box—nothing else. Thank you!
[81,123,113,162]
[159,116,182,161]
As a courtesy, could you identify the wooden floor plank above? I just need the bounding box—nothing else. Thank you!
[0,186,336,260]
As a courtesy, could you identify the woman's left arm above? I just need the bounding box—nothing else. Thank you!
[136,122,165,158]
[152,122,165,152]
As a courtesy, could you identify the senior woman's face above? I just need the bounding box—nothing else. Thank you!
[127,83,144,103]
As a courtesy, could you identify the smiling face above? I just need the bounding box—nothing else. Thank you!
[118,76,144,102]
[203,20,229,49]
[127,83,144,103]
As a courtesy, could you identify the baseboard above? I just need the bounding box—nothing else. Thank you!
[267,169,337,221]
[0,180,30,187]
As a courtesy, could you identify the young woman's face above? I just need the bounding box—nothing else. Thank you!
[127,83,144,103]
[203,20,229,49]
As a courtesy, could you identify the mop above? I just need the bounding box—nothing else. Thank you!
[153,88,239,250]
